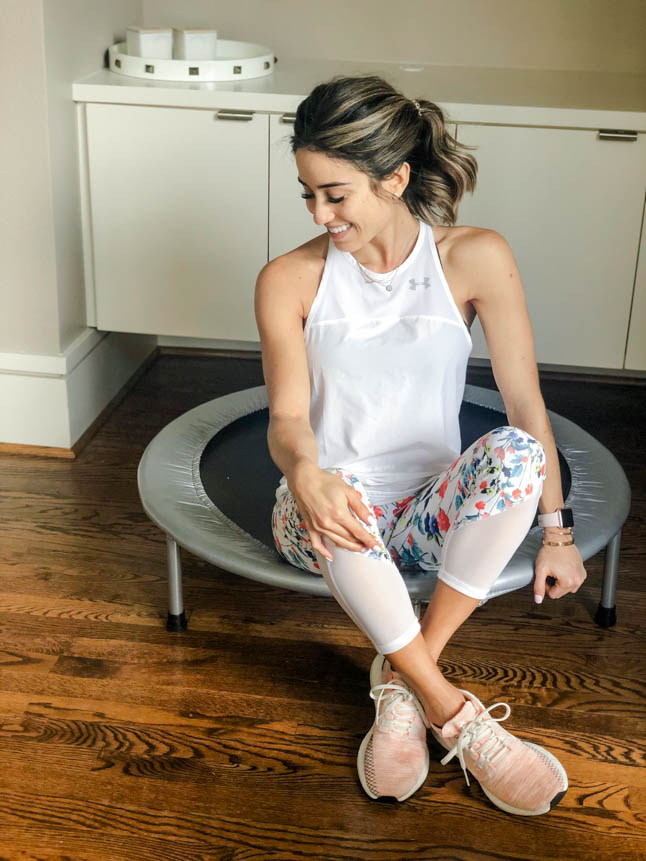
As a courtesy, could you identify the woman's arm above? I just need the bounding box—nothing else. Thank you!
[267,415,319,490]
[458,229,563,514]
[254,257,319,489]
[456,230,587,601]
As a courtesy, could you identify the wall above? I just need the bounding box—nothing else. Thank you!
[0,0,59,355]
[142,0,645,75]
[0,0,143,357]
[0,0,155,450]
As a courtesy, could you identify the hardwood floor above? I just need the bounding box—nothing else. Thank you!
[0,352,644,860]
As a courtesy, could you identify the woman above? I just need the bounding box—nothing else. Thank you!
[254,75,587,813]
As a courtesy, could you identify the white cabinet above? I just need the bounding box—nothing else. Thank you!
[85,103,268,341]
[454,124,646,369]
[268,112,320,257]
[76,70,646,373]
[625,199,646,370]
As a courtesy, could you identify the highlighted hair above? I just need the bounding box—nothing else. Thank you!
[290,74,478,226]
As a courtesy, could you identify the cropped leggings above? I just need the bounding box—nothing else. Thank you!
[272,426,547,656]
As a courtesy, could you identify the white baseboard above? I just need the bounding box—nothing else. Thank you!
[0,329,156,448]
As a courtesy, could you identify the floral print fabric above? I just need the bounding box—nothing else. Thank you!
[271,425,546,577]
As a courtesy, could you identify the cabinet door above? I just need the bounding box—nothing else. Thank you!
[86,103,268,340]
[268,113,325,258]
[455,124,646,369]
[625,199,646,370]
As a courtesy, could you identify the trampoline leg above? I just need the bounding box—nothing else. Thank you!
[411,599,424,621]
[595,528,620,628]
[166,534,187,633]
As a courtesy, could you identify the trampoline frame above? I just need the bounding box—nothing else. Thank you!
[137,383,631,632]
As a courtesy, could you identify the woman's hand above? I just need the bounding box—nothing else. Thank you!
[533,541,587,603]
[289,464,380,562]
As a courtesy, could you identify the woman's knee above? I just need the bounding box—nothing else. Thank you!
[485,425,546,472]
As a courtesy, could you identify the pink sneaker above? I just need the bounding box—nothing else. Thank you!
[430,690,568,815]
[357,655,431,801]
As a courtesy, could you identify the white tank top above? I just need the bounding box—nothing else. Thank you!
[275,218,473,504]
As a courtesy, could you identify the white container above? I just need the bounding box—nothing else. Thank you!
[126,26,173,59]
[108,39,275,82]
[172,28,218,60]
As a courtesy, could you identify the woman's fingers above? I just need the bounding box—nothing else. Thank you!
[302,483,382,562]
[307,518,364,560]
[347,495,380,547]
[314,515,381,559]
[308,527,335,561]
[345,508,380,550]
[546,578,570,600]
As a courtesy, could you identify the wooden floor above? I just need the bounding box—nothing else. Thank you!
[1,352,644,861]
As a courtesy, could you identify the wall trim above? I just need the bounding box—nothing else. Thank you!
[0,329,156,451]
[0,327,107,377]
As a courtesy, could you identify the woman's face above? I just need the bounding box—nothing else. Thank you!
[294,148,408,249]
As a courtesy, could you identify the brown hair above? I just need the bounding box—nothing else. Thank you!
[290,74,478,226]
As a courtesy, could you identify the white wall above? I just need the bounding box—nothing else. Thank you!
[0,0,155,449]
[143,0,645,75]
[0,0,144,357]
[0,0,59,355]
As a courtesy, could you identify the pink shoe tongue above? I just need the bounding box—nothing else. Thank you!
[440,699,478,738]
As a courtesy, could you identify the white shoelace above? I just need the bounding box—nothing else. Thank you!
[440,701,512,786]
[370,680,426,735]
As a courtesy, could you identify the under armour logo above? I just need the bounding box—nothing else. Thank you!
[409,277,431,290]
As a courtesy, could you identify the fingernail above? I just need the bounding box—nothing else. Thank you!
[534,594,543,604]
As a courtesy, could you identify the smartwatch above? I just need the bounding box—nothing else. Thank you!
[537,507,574,528]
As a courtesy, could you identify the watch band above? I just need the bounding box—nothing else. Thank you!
[537,508,574,528]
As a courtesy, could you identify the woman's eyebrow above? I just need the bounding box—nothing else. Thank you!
[297,177,352,189]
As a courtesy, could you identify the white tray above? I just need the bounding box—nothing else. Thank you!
[108,40,276,82]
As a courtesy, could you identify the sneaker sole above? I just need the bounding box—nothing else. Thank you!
[429,726,568,816]
[357,721,430,802]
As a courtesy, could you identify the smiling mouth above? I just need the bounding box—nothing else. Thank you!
[328,224,352,237]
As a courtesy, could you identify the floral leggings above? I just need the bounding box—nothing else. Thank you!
[272,426,547,655]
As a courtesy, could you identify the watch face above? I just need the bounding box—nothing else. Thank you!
[561,508,574,527]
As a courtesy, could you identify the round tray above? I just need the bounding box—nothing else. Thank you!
[108,40,276,82]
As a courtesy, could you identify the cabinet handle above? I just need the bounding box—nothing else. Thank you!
[280,113,297,124]
[215,110,255,121]
[597,129,638,142]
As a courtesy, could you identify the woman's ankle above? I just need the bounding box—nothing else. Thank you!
[415,681,466,728]
[392,668,465,728]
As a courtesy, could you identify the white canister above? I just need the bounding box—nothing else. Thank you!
[126,27,173,59]
[172,28,218,61]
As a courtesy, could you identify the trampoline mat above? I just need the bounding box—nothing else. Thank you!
[199,401,572,551]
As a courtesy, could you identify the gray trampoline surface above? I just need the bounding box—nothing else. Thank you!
[137,383,631,606]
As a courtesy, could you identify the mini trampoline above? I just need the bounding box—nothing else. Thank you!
[137,383,631,633]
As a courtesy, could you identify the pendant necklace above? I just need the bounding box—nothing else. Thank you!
[346,222,420,292]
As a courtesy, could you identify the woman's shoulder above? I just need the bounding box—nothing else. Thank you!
[442,225,502,262]
[270,232,329,270]
[435,223,490,253]
[264,233,329,320]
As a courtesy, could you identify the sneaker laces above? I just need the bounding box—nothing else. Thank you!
[440,701,512,786]
[370,680,428,735]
